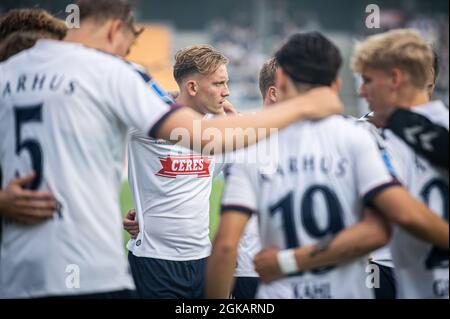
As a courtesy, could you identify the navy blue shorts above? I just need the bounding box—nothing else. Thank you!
[370,261,397,299]
[39,289,137,299]
[128,251,207,299]
[231,277,259,299]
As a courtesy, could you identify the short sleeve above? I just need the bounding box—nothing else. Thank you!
[108,61,181,137]
[350,125,401,205]
[221,162,259,216]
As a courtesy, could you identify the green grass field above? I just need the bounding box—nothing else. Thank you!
[119,178,224,247]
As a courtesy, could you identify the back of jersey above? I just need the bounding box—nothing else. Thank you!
[222,115,396,299]
[0,40,171,297]
[386,101,449,299]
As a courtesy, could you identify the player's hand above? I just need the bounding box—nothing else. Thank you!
[123,208,140,239]
[168,91,180,100]
[222,100,238,115]
[253,247,284,283]
[298,87,343,120]
[0,172,57,225]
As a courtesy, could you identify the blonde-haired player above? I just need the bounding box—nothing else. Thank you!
[352,29,449,299]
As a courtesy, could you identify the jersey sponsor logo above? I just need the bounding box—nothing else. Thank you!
[155,155,211,178]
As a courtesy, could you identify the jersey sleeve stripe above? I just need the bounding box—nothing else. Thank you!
[221,204,255,216]
[362,179,402,206]
[148,104,184,138]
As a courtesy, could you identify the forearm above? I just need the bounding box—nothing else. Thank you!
[397,206,449,249]
[374,187,449,249]
[294,216,389,270]
[157,89,341,154]
[158,98,309,154]
[202,97,309,144]
[205,247,237,299]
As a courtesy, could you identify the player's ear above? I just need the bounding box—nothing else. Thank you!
[268,86,278,103]
[186,80,197,96]
[390,68,403,89]
[106,19,123,44]
[331,78,341,93]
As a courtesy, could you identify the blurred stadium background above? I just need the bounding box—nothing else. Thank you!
[2,0,448,243]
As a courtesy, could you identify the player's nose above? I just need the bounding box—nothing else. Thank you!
[358,85,366,97]
[222,84,230,97]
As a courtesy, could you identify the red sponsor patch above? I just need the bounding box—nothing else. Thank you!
[155,155,211,178]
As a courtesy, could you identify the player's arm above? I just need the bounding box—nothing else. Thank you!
[206,210,251,298]
[115,64,341,154]
[386,108,449,169]
[253,208,391,283]
[371,185,449,249]
[351,123,448,249]
[206,159,258,298]
[0,172,57,225]
[155,87,342,153]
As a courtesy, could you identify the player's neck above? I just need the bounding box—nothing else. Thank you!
[64,26,110,54]
[175,93,205,115]
[284,88,306,101]
[263,96,276,108]
[395,88,429,110]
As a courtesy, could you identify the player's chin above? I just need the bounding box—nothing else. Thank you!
[366,101,377,112]
[212,106,225,115]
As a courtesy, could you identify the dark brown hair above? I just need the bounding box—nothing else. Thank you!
[0,31,62,62]
[0,8,67,42]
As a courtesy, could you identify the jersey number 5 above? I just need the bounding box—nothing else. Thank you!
[14,104,43,190]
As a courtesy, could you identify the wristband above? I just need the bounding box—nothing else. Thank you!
[276,249,299,274]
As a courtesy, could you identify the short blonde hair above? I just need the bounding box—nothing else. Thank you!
[173,45,228,83]
[351,29,433,89]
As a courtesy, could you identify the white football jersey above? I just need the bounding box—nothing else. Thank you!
[0,40,174,298]
[124,81,252,265]
[221,115,399,299]
[385,101,449,299]
[126,129,262,267]
[126,127,223,260]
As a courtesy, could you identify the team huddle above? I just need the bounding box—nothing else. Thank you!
[0,0,448,299]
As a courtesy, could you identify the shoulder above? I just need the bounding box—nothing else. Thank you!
[320,115,382,154]
[316,114,372,136]
[412,101,449,129]
[71,46,140,79]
